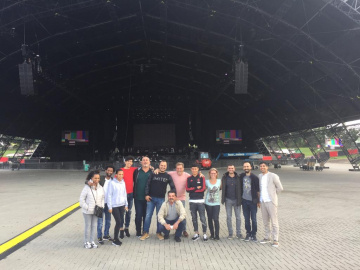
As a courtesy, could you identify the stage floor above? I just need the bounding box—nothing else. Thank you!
[0,162,359,269]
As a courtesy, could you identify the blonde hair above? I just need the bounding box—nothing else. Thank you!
[176,162,184,167]
[209,168,218,177]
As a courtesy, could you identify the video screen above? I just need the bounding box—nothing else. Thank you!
[134,124,176,147]
[216,130,242,144]
[61,130,89,146]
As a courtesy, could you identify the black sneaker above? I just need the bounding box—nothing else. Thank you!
[112,239,122,246]
[124,228,130,237]
[164,235,170,240]
[215,236,220,241]
[251,235,258,242]
[103,235,113,241]
[210,234,215,240]
[120,230,124,239]
[136,231,141,238]
[244,234,251,242]
[98,237,104,245]
[175,236,181,242]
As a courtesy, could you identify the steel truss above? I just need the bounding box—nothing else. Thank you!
[278,133,304,166]
[255,138,270,156]
[327,123,360,170]
[262,136,287,165]
[330,0,360,25]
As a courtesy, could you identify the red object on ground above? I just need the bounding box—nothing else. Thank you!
[262,156,273,161]
[200,158,212,169]
[329,151,338,157]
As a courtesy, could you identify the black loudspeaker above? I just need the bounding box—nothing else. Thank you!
[235,60,248,94]
[19,62,34,95]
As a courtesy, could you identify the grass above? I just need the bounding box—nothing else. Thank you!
[298,147,315,157]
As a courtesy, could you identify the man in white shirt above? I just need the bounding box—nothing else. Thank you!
[258,162,283,248]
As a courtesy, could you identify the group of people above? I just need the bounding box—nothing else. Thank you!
[79,156,283,249]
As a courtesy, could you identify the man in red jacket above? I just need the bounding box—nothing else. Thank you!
[186,164,208,242]
[121,156,137,238]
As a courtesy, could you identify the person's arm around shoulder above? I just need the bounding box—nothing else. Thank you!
[272,173,284,193]
[79,186,89,211]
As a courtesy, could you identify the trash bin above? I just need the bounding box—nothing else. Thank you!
[84,164,90,172]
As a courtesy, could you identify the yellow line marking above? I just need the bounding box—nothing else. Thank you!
[0,202,79,254]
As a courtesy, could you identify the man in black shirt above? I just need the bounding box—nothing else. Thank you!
[140,160,176,241]
[221,164,243,239]
[240,162,260,242]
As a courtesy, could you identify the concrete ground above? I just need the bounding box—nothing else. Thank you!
[0,162,359,270]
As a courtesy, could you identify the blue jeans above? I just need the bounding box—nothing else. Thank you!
[97,203,111,238]
[143,197,165,233]
[181,200,187,231]
[125,193,134,228]
[189,202,207,233]
[160,218,185,238]
[134,199,147,236]
[242,199,257,236]
[225,198,241,236]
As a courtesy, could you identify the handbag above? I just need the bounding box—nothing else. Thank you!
[90,186,104,218]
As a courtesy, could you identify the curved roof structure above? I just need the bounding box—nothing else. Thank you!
[1,0,360,154]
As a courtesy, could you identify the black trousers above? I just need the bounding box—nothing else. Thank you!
[205,204,220,237]
[112,206,125,240]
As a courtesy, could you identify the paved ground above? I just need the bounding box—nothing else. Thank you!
[0,162,359,270]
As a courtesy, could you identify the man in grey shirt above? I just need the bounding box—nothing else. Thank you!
[158,190,186,242]
[239,162,260,242]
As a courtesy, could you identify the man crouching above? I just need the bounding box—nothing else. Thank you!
[158,190,186,242]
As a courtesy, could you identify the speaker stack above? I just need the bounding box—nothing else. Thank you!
[235,60,248,94]
[19,62,35,96]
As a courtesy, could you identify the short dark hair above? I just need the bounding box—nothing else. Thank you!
[168,189,177,196]
[86,170,100,181]
[191,163,200,169]
[259,161,268,166]
[115,168,123,174]
[243,161,251,166]
[105,165,115,171]
[159,160,167,164]
[125,156,134,162]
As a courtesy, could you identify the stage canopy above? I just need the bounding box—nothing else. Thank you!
[1,0,360,148]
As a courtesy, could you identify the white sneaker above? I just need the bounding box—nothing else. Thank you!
[192,234,200,241]
[84,242,92,249]
[203,234,208,242]
[91,241,98,249]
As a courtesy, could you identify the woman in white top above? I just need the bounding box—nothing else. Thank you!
[107,169,128,246]
[205,168,221,240]
[79,171,104,249]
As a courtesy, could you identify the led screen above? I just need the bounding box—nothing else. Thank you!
[61,130,89,145]
[216,130,242,144]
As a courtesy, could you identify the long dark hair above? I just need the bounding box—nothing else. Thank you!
[86,170,100,180]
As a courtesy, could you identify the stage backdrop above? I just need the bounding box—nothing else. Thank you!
[133,124,176,147]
